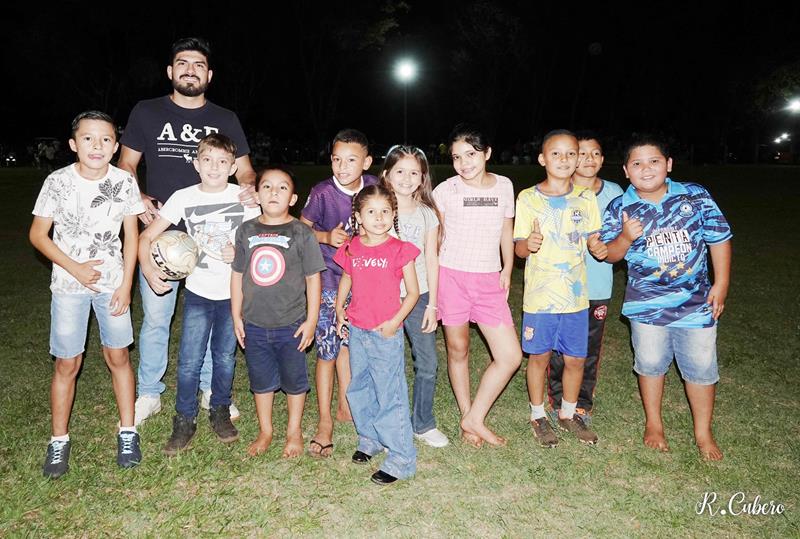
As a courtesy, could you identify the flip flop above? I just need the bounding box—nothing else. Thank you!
[308,439,333,458]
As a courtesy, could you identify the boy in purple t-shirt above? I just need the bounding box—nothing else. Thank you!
[300,128,377,457]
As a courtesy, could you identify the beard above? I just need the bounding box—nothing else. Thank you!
[172,76,209,97]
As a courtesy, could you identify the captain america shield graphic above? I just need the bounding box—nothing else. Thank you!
[250,246,285,287]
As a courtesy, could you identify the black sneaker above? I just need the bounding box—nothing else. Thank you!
[209,406,239,443]
[117,431,142,468]
[163,414,197,456]
[43,440,71,479]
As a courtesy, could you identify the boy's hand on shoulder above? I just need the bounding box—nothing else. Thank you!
[238,184,259,208]
[109,286,131,316]
[328,222,348,247]
[221,242,235,263]
[527,218,543,253]
[139,193,160,225]
[587,233,608,260]
[72,259,103,292]
[621,211,644,242]
[374,319,400,338]
[707,282,729,320]
[294,319,317,351]
[234,318,246,349]
[143,266,172,295]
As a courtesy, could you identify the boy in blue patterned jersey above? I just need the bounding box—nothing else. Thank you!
[600,135,732,461]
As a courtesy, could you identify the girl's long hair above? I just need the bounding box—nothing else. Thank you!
[379,145,442,246]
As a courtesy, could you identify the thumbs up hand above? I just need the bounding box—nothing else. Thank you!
[621,211,644,242]
[587,232,608,260]
[328,222,349,247]
[527,218,544,253]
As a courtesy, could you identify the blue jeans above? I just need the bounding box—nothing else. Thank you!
[403,292,439,434]
[347,325,416,480]
[175,290,237,418]
[137,270,212,396]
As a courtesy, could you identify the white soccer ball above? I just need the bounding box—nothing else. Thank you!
[150,230,199,280]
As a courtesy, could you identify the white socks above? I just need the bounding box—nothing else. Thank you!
[560,399,577,419]
[529,402,546,420]
[50,434,69,443]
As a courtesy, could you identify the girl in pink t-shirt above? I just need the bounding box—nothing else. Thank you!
[333,184,420,484]
[431,124,522,448]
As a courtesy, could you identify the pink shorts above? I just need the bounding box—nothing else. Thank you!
[438,266,514,327]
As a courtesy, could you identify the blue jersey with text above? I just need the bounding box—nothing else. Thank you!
[599,179,731,328]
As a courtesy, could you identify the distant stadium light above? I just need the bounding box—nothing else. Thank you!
[781,133,789,139]
[394,59,418,83]
[774,138,782,143]
[788,99,800,113]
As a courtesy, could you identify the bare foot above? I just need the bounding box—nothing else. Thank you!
[283,429,304,458]
[309,419,334,457]
[247,431,273,457]
[335,408,353,422]
[461,416,506,447]
[460,430,484,448]
[696,435,723,461]
[643,423,669,452]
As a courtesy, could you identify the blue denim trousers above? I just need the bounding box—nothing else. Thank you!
[175,289,237,418]
[347,325,416,479]
[403,292,439,434]
[137,270,213,396]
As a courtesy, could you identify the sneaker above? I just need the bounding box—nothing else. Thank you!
[200,390,240,421]
[530,417,559,448]
[163,414,197,456]
[209,406,239,443]
[557,414,598,445]
[414,428,450,448]
[117,431,142,468]
[134,395,162,426]
[43,440,71,479]
[575,407,592,425]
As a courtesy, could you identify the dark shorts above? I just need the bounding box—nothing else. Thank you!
[315,288,349,361]
[521,310,588,357]
[244,320,310,395]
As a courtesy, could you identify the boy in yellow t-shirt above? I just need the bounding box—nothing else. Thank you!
[513,129,607,447]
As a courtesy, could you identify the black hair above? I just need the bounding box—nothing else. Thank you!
[332,129,369,153]
[574,130,602,147]
[170,37,211,66]
[624,133,671,163]
[448,123,490,153]
[70,110,117,140]
[256,165,296,193]
[541,129,577,152]
[346,184,399,255]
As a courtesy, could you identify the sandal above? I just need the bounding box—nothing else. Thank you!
[308,439,334,458]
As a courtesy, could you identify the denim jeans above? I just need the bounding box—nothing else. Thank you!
[403,292,439,434]
[137,270,213,396]
[175,289,237,418]
[347,325,416,480]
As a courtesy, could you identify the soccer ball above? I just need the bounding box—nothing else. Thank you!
[150,230,199,280]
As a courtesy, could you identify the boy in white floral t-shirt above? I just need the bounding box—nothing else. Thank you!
[30,111,145,479]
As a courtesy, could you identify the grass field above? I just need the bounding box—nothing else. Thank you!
[0,163,797,537]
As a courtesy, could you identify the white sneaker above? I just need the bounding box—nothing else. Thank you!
[134,395,162,426]
[200,390,240,421]
[414,428,449,448]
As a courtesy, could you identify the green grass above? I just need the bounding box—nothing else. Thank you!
[1,164,798,537]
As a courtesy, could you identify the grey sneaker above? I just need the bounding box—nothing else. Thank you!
[530,418,559,448]
[43,440,71,479]
[163,415,197,456]
[117,432,142,468]
[209,406,239,443]
[557,414,598,445]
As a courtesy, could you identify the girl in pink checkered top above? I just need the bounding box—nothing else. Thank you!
[431,124,522,447]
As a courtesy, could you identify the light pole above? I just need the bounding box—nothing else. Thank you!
[394,58,417,144]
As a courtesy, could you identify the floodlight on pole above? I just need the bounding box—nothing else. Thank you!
[788,99,800,113]
[394,58,418,143]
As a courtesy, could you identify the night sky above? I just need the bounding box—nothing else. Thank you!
[3,2,799,162]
